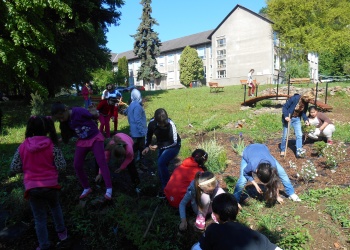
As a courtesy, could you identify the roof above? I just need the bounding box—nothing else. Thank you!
[110,53,118,63]
[114,29,213,61]
[208,4,273,39]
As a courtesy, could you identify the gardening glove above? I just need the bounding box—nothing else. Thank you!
[314,128,320,136]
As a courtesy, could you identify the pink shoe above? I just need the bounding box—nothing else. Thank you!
[327,139,333,145]
[195,214,205,230]
[79,188,92,199]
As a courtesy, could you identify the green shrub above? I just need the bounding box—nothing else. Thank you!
[30,92,46,116]
[198,139,227,173]
[313,141,327,156]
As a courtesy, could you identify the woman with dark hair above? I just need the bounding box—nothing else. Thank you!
[142,108,181,195]
[164,149,208,208]
[233,144,300,204]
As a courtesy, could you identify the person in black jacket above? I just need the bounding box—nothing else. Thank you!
[194,193,282,250]
[142,108,181,195]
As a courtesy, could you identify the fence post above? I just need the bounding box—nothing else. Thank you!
[315,81,318,108]
[325,82,329,104]
[243,84,247,104]
[288,74,290,96]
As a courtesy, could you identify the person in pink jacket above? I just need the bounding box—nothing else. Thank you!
[10,116,67,250]
[95,133,140,186]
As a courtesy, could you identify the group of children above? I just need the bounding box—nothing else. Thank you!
[10,87,333,249]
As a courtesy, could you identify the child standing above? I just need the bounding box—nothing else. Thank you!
[95,133,140,186]
[96,97,117,138]
[179,171,225,231]
[164,149,208,208]
[247,69,255,97]
[82,82,93,109]
[194,193,282,250]
[10,116,67,250]
[142,108,181,195]
[123,89,147,167]
[233,143,300,204]
[51,102,113,200]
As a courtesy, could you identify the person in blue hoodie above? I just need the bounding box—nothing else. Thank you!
[123,89,147,167]
[233,144,301,205]
[280,91,314,158]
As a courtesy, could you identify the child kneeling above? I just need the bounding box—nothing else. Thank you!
[179,171,225,231]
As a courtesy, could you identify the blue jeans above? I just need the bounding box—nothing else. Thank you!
[158,145,180,190]
[84,98,92,109]
[233,158,295,202]
[280,117,303,154]
[29,188,65,250]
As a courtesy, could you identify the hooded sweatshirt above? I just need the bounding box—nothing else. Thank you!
[11,136,66,191]
[124,89,147,138]
[164,157,204,207]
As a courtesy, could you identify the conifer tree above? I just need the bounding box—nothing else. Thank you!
[116,56,129,86]
[179,46,204,86]
[132,0,161,85]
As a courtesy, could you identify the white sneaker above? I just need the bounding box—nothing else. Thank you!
[289,194,301,202]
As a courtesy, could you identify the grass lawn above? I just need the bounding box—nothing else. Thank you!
[0,83,349,249]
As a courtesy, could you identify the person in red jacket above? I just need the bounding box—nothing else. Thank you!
[96,97,117,138]
[10,116,67,250]
[82,82,93,109]
[164,149,208,207]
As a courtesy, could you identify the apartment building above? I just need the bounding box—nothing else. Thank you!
[113,4,281,90]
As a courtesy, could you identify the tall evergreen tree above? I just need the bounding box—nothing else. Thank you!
[179,46,204,86]
[132,0,161,86]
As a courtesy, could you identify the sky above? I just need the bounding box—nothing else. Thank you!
[106,0,267,53]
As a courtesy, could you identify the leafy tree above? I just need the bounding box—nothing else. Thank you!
[116,56,129,86]
[179,46,204,86]
[132,0,161,85]
[91,68,116,93]
[267,0,350,75]
[285,59,309,78]
[0,0,124,99]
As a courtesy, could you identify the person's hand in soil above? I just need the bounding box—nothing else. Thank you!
[179,218,187,231]
[95,174,102,183]
[114,168,122,174]
[251,180,263,194]
[142,147,149,155]
[276,195,284,204]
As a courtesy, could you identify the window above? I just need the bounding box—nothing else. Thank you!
[217,37,226,47]
[167,71,174,81]
[217,49,226,58]
[217,70,226,78]
[197,47,205,59]
[167,54,174,64]
[217,59,226,69]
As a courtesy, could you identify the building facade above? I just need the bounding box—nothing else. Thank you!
[112,5,306,90]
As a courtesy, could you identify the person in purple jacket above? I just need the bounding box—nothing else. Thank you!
[51,102,113,200]
[233,144,301,205]
[280,91,314,158]
[10,116,67,250]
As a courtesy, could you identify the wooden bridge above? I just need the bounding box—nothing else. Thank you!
[241,94,333,111]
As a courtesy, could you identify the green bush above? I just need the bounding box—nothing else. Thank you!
[30,92,46,116]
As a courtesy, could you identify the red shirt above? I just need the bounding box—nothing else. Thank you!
[164,157,204,208]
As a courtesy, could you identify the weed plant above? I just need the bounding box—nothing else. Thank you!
[297,160,318,183]
[322,142,347,168]
[313,141,327,156]
[231,132,246,156]
[197,138,227,173]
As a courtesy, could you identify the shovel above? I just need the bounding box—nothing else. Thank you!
[284,114,291,159]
